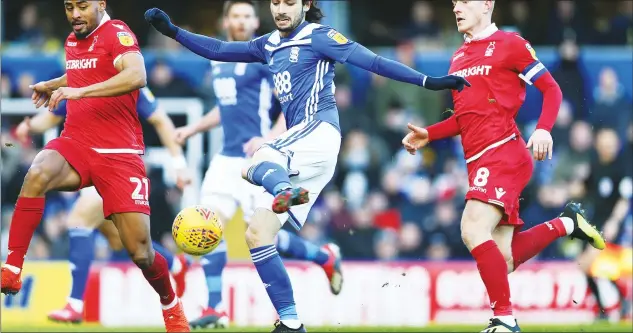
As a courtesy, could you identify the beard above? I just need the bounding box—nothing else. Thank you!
[276,13,304,33]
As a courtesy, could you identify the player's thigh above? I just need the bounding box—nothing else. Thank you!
[22,148,82,195]
[92,154,151,219]
[461,199,504,250]
[200,154,246,222]
[98,220,124,252]
[577,245,602,273]
[67,187,105,229]
[261,121,341,229]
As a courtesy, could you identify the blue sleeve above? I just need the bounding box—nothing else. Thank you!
[52,100,68,117]
[137,87,159,120]
[175,29,268,63]
[269,94,283,122]
[311,28,358,63]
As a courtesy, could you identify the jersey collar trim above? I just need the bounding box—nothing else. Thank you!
[86,13,111,38]
[464,23,498,43]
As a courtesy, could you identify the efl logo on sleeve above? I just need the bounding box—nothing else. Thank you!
[117,31,134,46]
[327,29,348,44]
[526,43,538,60]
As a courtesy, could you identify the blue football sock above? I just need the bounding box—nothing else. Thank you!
[152,241,175,270]
[201,240,227,309]
[276,229,329,265]
[68,228,95,302]
[247,161,292,195]
[250,245,298,321]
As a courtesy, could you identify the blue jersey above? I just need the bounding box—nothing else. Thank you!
[248,22,357,131]
[52,86,158,120]
[210,61,281,157]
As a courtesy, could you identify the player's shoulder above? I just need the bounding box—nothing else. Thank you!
[496,30,532,46]
[103,20,136,36]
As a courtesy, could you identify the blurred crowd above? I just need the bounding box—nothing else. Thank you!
[1,0,632,262]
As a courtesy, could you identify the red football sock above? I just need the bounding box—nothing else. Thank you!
[142,252,176,306]
[471,240,513,316]
[512,218,566,269]
[6,196,46,269]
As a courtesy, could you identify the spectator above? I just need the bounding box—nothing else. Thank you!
[551,38,588,119]
[369,40,443,125]
[405,1,442,50]
[547,0,592,45]
[14,72,36,98]
[333,208,378,260]
[553,121,593,183]
[1,75,12,97]
[398,222,424,259]
[16,4,44,47]
[374,229,399,261]
[550,99,575,152]
[507,1,539,43]
[606,1,633,45]
[148,60,197,97]
[591,67,632,138]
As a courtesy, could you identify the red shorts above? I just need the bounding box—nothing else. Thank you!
[465,136,533,227]
[45,137,150,217]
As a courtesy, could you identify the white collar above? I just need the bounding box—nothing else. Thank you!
[86,13,111,38]
[464,23,498,43]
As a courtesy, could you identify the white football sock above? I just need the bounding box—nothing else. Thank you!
[67,297,84,313]
[170,257,182,275]
[4,264,21,274]
[281,319,302,329]
[162,297,178,310]
[560,217,574,235]
[494,315,516,327]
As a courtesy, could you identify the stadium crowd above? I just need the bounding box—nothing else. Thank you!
[1,0,632,262]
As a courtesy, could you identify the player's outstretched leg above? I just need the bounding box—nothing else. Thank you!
[509,202,605,272]
[245,162,309,214]
[152,241,190,297]
[246,209,306,332]
[112,213,189,332]
[190,240,229,329]
[2,150,82,295]
[276,229,343,295]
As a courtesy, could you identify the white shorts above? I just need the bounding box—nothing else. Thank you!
[200,154,265,222]
[79,186,101,198]
[253,120,341,229]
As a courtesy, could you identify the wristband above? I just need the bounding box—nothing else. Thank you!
[172,155,187,170]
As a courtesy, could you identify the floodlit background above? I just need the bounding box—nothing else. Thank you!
[1,0,631,330]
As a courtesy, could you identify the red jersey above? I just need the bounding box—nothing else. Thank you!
[63,15,144,154]
[449,24,547,163]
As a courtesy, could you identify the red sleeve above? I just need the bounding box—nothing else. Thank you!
[506,33,562,132]
[427,115,460,141]
[107,21,141,66]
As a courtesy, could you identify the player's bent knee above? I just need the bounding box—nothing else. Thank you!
[249,146,287,170]
[22,165,56,196]
[244,208,281,249]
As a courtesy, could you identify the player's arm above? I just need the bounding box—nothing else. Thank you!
[311,29,469,92]
[510,35,563,160]
[80,52,147,98]
[43,74,68,90]
[174,106,221,145]
[426,114,460,141]
[145,8,266,63]
[266,113,287,140]
[30,74,67,108]
[147,109,185,160]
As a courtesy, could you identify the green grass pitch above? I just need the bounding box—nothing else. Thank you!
[2,322,632,332]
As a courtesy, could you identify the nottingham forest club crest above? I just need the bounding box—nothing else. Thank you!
[117,31,134,46]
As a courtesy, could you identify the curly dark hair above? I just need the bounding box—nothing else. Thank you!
[303,0,324,23]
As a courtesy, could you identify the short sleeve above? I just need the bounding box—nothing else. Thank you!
[107,22,141,67]
[619,177,632,200]
[52,100,68,117]
[506,34,548,86]
[137,87,159,120]
[311,27,358,63]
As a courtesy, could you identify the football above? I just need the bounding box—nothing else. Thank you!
[172,205,223,256]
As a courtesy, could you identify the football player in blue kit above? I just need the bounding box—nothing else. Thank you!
[15,87,192,324]
[146,0,469,331]
[172,1,343,329]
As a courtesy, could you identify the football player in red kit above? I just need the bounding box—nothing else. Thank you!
[1,1,189,331]
[402,1,606,332]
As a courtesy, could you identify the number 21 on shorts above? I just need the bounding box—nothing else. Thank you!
[473,167,490,187]
[130,177,150,200]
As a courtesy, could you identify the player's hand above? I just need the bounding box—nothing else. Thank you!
[15,117,32,143]
[526,128,553,161]
[175,169,192,191]
[401,123,430,155]
[243,136,267,157]
[48,87,84,112]
[29,81,54,108]
[145,8,179,39]
[174,126,196,145]
[424,75,471,92]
